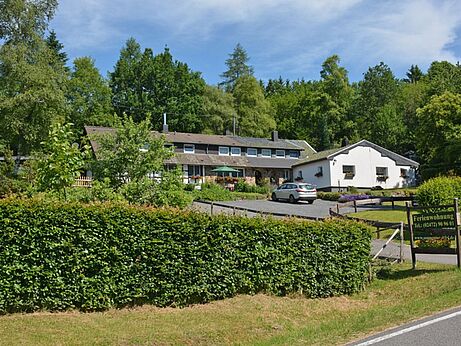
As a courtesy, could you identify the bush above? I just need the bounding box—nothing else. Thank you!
[234,179,270,194]
[317,192,341,201]
[0,199,372,313]
[416,176,461,206]
[193,183,233,201]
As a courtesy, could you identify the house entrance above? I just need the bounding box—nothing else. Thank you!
[255,170,262,185]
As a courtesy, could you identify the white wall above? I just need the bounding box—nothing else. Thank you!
[294,161,331,189]
[295,145,417,190]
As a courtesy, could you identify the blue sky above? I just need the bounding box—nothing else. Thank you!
[50,0,461,85]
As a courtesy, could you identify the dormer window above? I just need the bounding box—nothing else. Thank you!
[289,151,299,159]
[276,150,285,158]
[261,149,271,157]
[247,148,257,157]
[230,147,241,156]
[184,144,195,154]
[219,146,229,155]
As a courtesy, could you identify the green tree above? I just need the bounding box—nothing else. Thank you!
[67,56,114,135]
[45,29,69,70]
[36,123,89,198]
[201,85,235,135]
[89,116,174,188]
[0,0,58,42]
[404,64,423,84]
[425,61,461,96]
[416,92,461,167]
[233,76,276,137]
[219,43,254,91]
[110,40,205,132]
[353,62,403,150]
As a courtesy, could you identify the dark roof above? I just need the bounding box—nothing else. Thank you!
[168,153,298,169]
[292,140,419,167]
[84,126,308,151]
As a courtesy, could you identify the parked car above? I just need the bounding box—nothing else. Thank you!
[271,182,317,204]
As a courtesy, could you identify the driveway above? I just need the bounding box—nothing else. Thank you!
[193,199,365,219]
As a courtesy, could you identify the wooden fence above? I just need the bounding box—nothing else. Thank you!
[73,176,92,188]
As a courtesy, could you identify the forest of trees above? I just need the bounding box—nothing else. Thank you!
[1,0,461,178]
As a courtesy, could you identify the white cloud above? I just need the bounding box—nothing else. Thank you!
[51,0,461,81]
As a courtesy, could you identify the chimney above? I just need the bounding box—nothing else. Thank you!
[271,130,279,141]
[162,112,169,133]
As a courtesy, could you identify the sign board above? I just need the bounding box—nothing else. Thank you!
[406,199,460,269]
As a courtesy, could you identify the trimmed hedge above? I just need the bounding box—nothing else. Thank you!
[0,199,372,313]
[417,176,461,206]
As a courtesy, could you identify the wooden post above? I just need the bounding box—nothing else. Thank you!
[354,200,357,213]
[406,202,416,269]
[392,198,395,210]
[454,198,460,269]
[233,206,236,215]
[210,202,214,215]
[336,204,340,214]
[376,226,380,239]
[400,222,404,263]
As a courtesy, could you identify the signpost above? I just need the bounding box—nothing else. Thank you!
[406,198,460,269]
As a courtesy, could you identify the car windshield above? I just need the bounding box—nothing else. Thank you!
[298,184,314,190]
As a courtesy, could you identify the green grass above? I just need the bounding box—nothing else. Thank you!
[0,263,460,345]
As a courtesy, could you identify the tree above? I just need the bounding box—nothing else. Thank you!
[425,61,461,96]
[416,92,461,166]
[45,29,68,70]
[219,43,254,91]
[0,0,58,42]
[353,62,403,150]
[110,40,205,132]
[201,85,235,135]
[233,76,276,138]
[404,64,423,84]
[36,123,89,198]
[67,56,114,135]
[89,116,174,188]
[0,0,67,154]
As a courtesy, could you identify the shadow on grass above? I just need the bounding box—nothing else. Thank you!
[376,267,452,281]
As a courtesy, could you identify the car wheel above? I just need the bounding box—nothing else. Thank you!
[307,200,314,204]
[271,192,278,201]
[289,194,296,203]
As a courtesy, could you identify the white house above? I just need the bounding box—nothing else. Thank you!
[291,140,419,191]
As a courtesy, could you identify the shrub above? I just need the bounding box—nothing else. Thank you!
[317,192,341,201]
[193,183,233,201]
[0,199,372,313]
[416,176,461,206]
[234,179,270,194]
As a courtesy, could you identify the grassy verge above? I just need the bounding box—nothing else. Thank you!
[1,263,460,345]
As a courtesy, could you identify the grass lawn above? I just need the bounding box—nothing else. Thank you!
[1,263,460,345]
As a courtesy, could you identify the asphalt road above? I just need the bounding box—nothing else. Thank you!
[349,306,461,346]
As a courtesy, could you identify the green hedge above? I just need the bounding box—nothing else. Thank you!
[0,199,372,313]
[417,176,461,206]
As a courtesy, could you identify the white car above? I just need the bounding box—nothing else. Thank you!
[271,182,317,204]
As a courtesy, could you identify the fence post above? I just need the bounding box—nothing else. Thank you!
[210,202,214,215]
[392,197,395,210]
[336,204,340,214]
[233,206,236,215]
[399,221,404,263]
[354,200,357,213]
[376,226,380,239]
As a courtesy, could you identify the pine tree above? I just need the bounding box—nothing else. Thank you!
[219,43,254,92]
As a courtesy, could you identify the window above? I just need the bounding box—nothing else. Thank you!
[188,165,203,177]
[219,146,229,155]
[343,165,355,179]
[247,148,257,157]
[261,149,272,157]
[276,150,285,158]
[284,169,291,181]
[230,168,244,178]
[183,144,195,154]
[230,147,241,156]
[315,166,323,177]
[376,167,388,181]
[289,151,299,159]
[400,168,408,178]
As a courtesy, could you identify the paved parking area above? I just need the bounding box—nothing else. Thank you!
[193,199,363,219]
